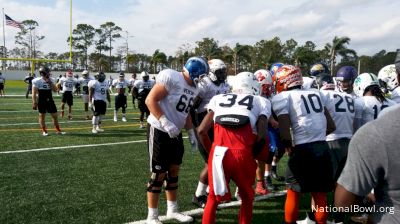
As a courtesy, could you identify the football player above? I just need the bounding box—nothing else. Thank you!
[335,66,358,98]
[132,71,155,128]
[199,72,271,224]
[57,69,78,120]
[271,65,335,224]
[353,73,397,131]
[88,72,111,134]
[191,59,231,208]
[144,57,208,224]
[78,70,93,120]
[32,66,65,136]
[110,72,131,122]
[0,72,5,97]
[128,73,137,109]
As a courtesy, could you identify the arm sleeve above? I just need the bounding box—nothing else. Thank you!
[337,123,385,196]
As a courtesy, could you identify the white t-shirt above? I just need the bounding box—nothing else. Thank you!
[147,69,199,132]
[88,80,109,102]
[354,96,397,127]
[272,89,327,145]
[391,87,400,103]
[320,89,355,141]
[58,77,78,92]
[207,93,271,134]
[197,76,231,113]
[79,77,93,95]
[134,79,155,94]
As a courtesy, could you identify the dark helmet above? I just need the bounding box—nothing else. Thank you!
[184,56,209,82]
[141,71,149,81]
[336,66,357,81]
[39,66,51,76]
[316,73,335,90]
[95,71,106,82]
[119,72,125,80]
[309,62,330,77]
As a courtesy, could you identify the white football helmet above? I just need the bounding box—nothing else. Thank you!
[81,70,89,78]
[208,59,227,83]
[378,64,398,91]
[232,72,260,95]
[254,69,273,96]
[353,73,380,97]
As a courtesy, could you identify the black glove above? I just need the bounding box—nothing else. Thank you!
[252,138,266,157]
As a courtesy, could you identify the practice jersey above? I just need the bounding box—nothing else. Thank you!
[272,89,327,145]
[32,77,56,101]
[354,96,397,126]
[88,80,109,102]
[79,77,93,95]
[196,76,231,113]
[112,79,130,94]
[320,89,355,141]
[0,75,5,84]
[207,93,271,134]
[128,78,136,87]
[147,69,199,132]
[58,77,78,92]
[390,87,400,103]
[134,79,155,94]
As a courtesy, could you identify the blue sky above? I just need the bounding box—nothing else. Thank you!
[1,0,399,57]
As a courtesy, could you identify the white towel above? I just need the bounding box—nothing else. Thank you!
[212,146,228,196]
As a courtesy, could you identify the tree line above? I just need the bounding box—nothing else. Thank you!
[2,20,397,76]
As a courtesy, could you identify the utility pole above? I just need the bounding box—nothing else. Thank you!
[125,31,134,72]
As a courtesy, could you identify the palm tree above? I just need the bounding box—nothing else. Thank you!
[325,36,357,75]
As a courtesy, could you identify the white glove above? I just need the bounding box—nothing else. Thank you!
[159,115,180,138]
[187,128,198,152]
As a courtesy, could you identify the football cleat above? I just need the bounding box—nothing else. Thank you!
[56,131,66,135]
[113,116,118,122]
[255,181,269,195]
[68,115,72,120]
[265,176,277,191]
[166,211,193,223]
[192,194,207,208]
[42,132,49,136]
[92,128,98,134]
[145,218,163,224]
[271,171,285,182]
[96,127,104,132]
[122,117,127,122]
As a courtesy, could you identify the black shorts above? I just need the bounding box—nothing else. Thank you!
[38,99,57,114]
[286,141,333,193]
[61,91,73,106]
[147,125,184,173]
[138,99,149,114]
[115,94,127,109]
[0,83,4,90]
[327,138,350,182]
[93,100,107,116]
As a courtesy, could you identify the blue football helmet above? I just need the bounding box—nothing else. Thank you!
[270,62,284,76]
[184,57,209,82]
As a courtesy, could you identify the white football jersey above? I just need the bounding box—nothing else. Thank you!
[32,77,56,90]
[207,93,271,134]
[272,89,327,145]
[79,77,93,95]
[354,96,397,126]
[134,79,155,94]
[390,87,400,103]
[320,90,355,141]
[88,80,109,102]
[59,77,77,92]
[147,69,199,132]
[0,75,5,84]
[128,78,136,87]
[197,76,231,113]
[112,79,130,94]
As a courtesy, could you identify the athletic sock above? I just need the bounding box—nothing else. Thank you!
[195,181,208,197]
[285,189,300,223]
[167,200,178,213]
[147,207,159,220]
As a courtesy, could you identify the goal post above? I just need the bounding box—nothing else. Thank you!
[0,0,73,75]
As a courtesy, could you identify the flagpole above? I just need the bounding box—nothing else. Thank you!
[2,8,6,69]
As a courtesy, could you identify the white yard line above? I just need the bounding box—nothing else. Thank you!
[0,119,111,127]
[125,190,287,224]
[0,140,147,154]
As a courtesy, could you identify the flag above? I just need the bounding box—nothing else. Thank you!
[5,14,22,29]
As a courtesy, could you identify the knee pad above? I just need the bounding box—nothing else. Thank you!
[147,172,165,193]
[165,175,179,191]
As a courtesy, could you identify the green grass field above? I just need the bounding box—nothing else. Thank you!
[0,82,355,224]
